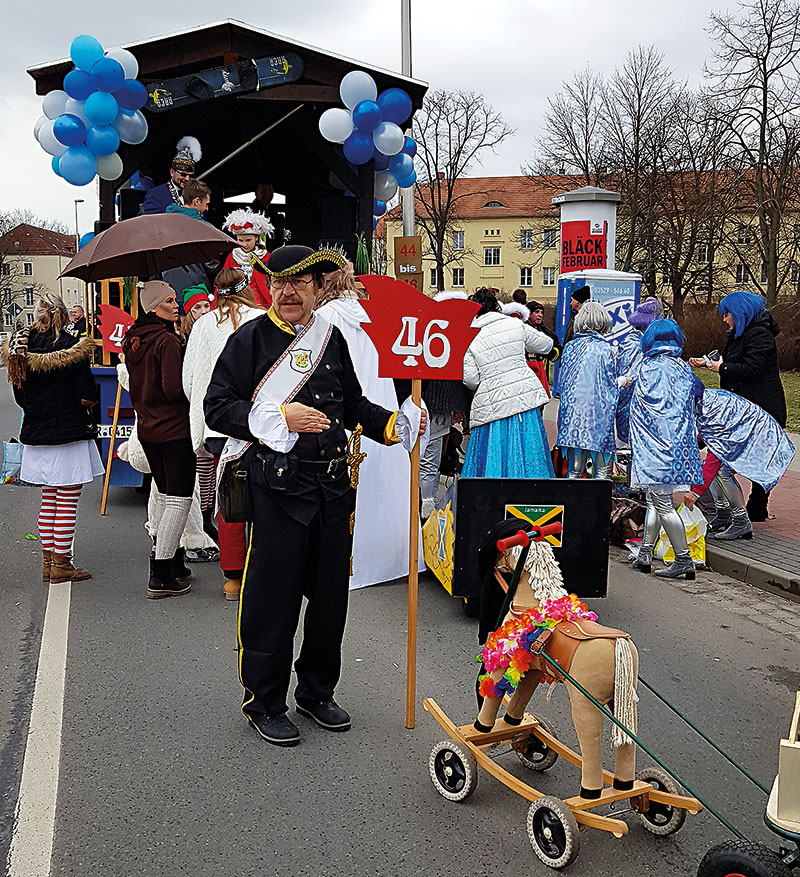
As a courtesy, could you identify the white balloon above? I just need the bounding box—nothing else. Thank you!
[113,109,148,145]
[37,120,67,156]
[372,121,404,156]
[64,97,90,126]
[339,70,377,111]
[374,170,398,202]
[42,89,69,120]
[318,107,354,144]
[105,47,139,80]
[33,115,48,140]
[97,152,124,181]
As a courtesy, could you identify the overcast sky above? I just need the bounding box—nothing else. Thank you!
[0,0,735,235]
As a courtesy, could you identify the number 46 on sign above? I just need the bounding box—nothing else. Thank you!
[358,275,480,380]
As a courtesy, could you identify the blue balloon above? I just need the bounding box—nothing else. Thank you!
[70,35,105,73]
[85,124,120,156]
[59,146,97,186]
[90,57,124,93]
[401,136,417,158]
[85,91,118,126]
[342,130,374,165]
[388,152,414,181]
[63,69,94,101]
[352,100,382,133]
[373,199,387,217]
[377,88,412,125]
[373,152,390,171]
[53,113,87,147]
[79,232,95,249]
[115,79,148,111]
[373,217,378,231]
[52,156,62,177]
[395,170,417,189]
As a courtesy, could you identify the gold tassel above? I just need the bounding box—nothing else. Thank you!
[346,425,367,576]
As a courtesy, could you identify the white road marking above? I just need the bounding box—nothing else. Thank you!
[7,582,71,877]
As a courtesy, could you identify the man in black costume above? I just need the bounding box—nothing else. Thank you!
[205,245,426,746]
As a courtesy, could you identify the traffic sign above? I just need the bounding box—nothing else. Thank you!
[5,303,22,317]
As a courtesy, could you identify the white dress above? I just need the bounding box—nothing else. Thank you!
[315,298,425,589]
[21,440,104,486]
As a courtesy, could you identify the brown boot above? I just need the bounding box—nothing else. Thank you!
[50,553,92,583]
[42,549,52,582]
[223,577,242,602]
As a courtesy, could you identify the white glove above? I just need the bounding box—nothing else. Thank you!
[395,397,430,455]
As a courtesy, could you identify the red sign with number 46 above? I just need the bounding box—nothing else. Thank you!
[358,275,480,380]
[97,304,134,353]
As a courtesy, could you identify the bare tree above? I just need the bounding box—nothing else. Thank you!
[413,90,513,291]
[0,209,70,237]
[706,0,800,306]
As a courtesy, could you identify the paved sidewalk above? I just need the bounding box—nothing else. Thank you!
[542,398,800,602]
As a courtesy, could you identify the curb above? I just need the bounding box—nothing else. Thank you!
[706,545,800,604]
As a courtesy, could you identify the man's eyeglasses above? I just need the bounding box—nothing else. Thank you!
[270,276,315,291]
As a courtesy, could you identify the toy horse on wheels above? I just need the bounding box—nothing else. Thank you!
[423,520,701,869]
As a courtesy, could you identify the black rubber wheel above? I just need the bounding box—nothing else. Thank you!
[635,766,687,836]
[526,796,580,869]
[697,840,792,877]
[428,740,478,802]
[514,714,559,771]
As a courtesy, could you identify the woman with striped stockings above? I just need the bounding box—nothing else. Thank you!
[4,294,101,582]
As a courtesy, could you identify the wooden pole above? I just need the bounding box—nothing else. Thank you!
[405,377,422,729]
[100,380,122,516]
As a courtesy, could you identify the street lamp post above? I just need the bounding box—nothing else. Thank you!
[73,199,88,333]
[400,0,415,238]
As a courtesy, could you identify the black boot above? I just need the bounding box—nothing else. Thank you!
[171,547,192,583]
[148,558,191,599]
[201,507,219,544]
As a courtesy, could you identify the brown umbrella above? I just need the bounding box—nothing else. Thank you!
[60,213,237,283]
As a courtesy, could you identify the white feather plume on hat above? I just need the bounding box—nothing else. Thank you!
[223,209,275,237]
[175,136,202,162]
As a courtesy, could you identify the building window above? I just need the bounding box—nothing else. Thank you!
[26,311,34,326]
[761,264,768,284]
[737,226,751,246]
[1,263,9,277]
[484,247,501,266]
[520,267,533,287]
[520,229,534,250]
[3,312,11,327]
[25,287,34,307]
[543,229,558,249]
[452,267,464,287]
[697,243,709,263]
[543,267,556,286]
[452,231,464,251]
[735,263,748,284]
[483,201,504,208]
[23,263,32,276]
[430,267,438,289]
[792,263,800,284]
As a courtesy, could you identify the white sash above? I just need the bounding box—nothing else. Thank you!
[219,314,333,471]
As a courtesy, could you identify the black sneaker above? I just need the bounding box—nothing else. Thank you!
[185,547,220,563]
[247,713,300,747]
[148,559,192,599]
[296,699,351,731]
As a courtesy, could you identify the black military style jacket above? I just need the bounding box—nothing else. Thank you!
[204,308,397,523]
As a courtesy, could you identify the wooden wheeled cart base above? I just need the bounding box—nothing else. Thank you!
[423,697,702,869]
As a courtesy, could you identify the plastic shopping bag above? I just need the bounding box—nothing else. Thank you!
[654,503,707,568]
[1,439,23,483]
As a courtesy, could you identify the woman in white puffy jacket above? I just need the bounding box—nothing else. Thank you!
[461,289,555,478]
[182,266,263,600]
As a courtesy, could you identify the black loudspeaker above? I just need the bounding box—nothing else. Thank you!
[119,189,146,220]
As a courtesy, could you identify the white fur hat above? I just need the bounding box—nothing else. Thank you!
[434,290,468,302]
[502,302,530,319]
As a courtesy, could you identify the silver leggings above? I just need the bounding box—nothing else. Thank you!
[641,489,689,555]
[567,448,614,480]
[708,464,746,514]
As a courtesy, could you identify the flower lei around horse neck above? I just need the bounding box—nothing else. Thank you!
[478,594,597,699]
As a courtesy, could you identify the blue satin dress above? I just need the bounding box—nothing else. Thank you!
[629,344,703,489]
[614,330,643,445]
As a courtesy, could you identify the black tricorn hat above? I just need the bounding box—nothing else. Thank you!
[266,245,345,277]
[571,285,591,303]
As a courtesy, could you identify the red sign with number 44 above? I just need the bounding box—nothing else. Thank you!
[358,275,480,380]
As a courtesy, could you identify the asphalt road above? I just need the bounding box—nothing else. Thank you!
[1,374,799,877]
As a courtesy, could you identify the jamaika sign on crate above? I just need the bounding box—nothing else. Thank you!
[358,275,480,380]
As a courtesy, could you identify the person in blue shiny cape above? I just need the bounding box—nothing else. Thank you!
[629,319,703,580]
[615,298,663,445]
[557,302,624,479]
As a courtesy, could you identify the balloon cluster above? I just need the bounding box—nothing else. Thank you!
[34,35,149,187]
[318,71,418,230]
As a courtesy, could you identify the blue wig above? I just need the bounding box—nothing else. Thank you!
[640,318,685,355]
[718,290,766,338]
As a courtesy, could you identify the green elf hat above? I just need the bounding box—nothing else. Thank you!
[182,283,214,315]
